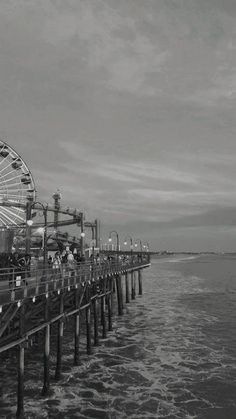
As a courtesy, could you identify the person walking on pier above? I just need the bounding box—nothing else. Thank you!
[52,251,62,279]
[67,250,75,277]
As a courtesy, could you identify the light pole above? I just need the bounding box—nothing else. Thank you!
[79,212,85,258]
[124,235,133,264]
[26,201,48,266]
[134,239,143,252]
[134,239,143,262]
[108,230,120,252]
[143,242,150,252]
[143,242,150,262]
[90,228,95,263]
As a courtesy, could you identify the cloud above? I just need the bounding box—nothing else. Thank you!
[1,1,236,249]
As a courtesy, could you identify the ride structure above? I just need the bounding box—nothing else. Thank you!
[0,140,100,255]
[0,140,36,228]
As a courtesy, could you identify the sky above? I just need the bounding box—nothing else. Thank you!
[1,0,236,251]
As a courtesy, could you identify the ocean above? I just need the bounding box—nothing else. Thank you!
[1,254,236,418]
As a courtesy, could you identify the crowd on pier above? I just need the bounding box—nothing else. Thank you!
[0,249,149,287]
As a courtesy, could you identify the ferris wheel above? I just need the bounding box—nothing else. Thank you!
[0,140,36,228]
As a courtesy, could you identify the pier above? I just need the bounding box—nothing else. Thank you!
[0,140,151,417]
[0,253,150,417]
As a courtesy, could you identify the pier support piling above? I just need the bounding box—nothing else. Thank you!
[138,270,143,295]
[16,344,24,418]
[86,305,92,355]
[74,289,80,366]
[101,295,106,339]
[131,271,135,300]
[120,275,124,309]
[16,304,25,418]
[93,298,99,346]
[116,275,123,316]
[42,297,50,396]
[55,293,64,381]
[125,272,129,303]
[74,313,80,366]
[107,293,112,331]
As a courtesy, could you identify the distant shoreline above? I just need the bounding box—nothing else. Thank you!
[151,252,236,256]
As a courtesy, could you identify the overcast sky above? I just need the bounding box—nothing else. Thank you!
[1,0,236,251]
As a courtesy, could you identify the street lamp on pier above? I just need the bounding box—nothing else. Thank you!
[134,239,143,262]
[143,242,150,252]
[26,201,48,266]
[124,235,133,264]
[79,212,85,258]
[108,230,120,252]
[134,239,143,252]
[124,235,133,249]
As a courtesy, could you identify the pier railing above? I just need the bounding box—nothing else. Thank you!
[0,257,150,308]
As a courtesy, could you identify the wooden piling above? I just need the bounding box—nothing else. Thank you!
[131,271,135,300]
[86,305,92,355]
[74,288,80,366]
[107,293,112,331]
[115,275,123,316]
[74,313,80,366]
[16,304,25,418]
[120,275,124,309]
[109,276,114,315]
[125,272,129,303]
[93,297,99,346]
[55,292,64,381]
[138,269,143,295]
[16,344,24,418]
[101,295,106,339]
[42,297,50,396]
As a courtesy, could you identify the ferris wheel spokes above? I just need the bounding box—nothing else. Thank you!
[1,206,25,222]
[0,139,36,228]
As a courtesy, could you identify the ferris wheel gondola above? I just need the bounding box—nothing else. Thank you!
[0,140,36,228]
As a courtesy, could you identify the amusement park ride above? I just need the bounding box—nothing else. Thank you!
[0,140,98,255]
